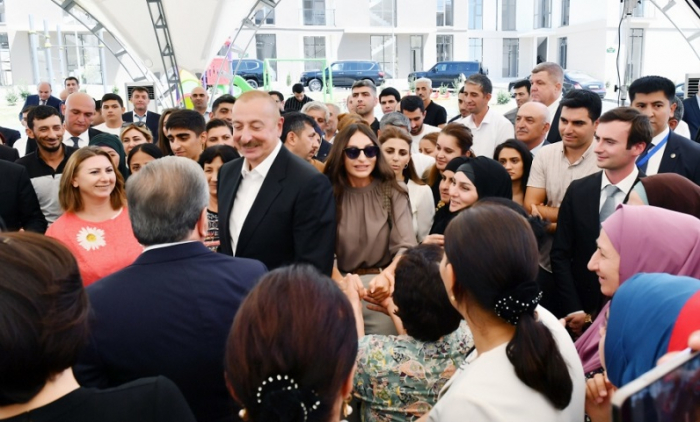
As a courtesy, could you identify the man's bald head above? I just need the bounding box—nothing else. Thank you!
[515,101,551,149]
[37,82,52,101]
[191,86,209,113]
[64,92,96,137]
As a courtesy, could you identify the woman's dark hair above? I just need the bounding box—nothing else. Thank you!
[476,197,549,250]
[493,139,533,194]
[0,232,88,405]
[393,244,462,342]
[197,144,240,168]
[225,265,357,422]
[127,142,164,167]
[323,123,407,224]
[443,205,573,410]
[157,108,178,156]
[428,123,473,186]
[377,126,424,185]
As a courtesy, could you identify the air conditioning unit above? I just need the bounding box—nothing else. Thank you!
[124,82,158,112]
[621,0,639,15]
[684,74,700,99]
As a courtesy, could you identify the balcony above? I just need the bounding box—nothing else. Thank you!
[300,9,335,26]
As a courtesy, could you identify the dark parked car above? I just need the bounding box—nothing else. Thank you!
[230,59,276,89]
[300,61,385,92]
[408,61,488,88]
[508,70,605,99]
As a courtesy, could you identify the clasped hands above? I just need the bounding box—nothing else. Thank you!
[338,271,395,314]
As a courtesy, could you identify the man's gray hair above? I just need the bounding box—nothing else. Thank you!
[127,156,209,246]
[670,95,684,120]
[531,62,564,84]
[415,77,433,89]
[325,103,340,114]
[301,101,330,121]
[380,112,410,131]
[351,79,377,95]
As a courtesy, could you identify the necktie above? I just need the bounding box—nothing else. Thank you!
[40,100,46,106]
[600,184,620,223]
[636,143,654,173]
[136,114,145,123]
[70,137,81,149]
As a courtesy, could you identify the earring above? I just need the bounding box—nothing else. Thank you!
[342,397,353,417]
[238,408,247,420]
[404,164,408,169]
[450,295,456,302]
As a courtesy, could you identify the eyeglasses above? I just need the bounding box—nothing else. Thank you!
[122,122,147,128]
[343,145,379,160]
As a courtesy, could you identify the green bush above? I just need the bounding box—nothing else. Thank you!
[496,90,510,105]
[286,73,292,87]
[5,88,19,106]
[112,86,120,94]
[452,77,462,91]
[18,84,30,100]
[439,84,448,95]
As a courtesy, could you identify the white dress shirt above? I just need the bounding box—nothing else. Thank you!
[229,141,283,254]
[644,127,670,176]
[599,166,639,213]
[460,108,515,158]
[675,120,691,139]
[410,124,441,154]
[63,129,90,148]
[93,123,122,136]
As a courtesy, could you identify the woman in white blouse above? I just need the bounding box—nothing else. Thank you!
[378,127,435,242]
[432,203,585,422]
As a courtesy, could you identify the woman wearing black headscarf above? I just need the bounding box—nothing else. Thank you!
[89,133,129,179]
[424,157,470,244]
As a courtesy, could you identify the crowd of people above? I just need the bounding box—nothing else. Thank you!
[1,61,700,422]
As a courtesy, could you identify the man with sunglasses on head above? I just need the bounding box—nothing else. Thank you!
[93,93,125,136]
[217,91,336,276]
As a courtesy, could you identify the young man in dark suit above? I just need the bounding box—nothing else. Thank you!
[74,157,267,422]
[682,95,700,141]
[19,82,62,119]
[122,86,161,144]
[218,90,336,275]
[551,107,650,336]
[629,75,700,185]
[0,160,47,233]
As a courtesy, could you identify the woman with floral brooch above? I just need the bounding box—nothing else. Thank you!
[46,146,142,286]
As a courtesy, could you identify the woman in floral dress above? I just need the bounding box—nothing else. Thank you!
[47,146,142,285]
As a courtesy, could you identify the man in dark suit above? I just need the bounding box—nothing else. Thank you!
[122,86,161,144]
[0,144,19,162]
[530,62,564,144]
[62,92,103,148]
[19,82,62,120]
[515,101,551,154]
[74,156,266,422]
[551,107,650,336]
[629,76,700,185]
[218,91,336,276]
[0,160,47,233]
[0,126,21,148]
[682,95,700,141]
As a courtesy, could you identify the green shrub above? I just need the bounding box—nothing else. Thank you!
[496,90,510,105]
[5,88,19,106]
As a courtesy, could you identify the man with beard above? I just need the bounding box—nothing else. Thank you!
[415,77,447,127]
[400,95,440,154]
[15,106,77,223]
[351,80,380,134]
[191,86,210,122]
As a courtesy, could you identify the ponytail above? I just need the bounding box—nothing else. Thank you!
[506,312,573,410]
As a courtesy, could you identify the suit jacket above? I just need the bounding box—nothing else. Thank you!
[0,160,47,233]
[0,144,19,162]
[218,146,336,275]
[20,95,63,119]
[504,107,518,125]
[0,126,21,147]
[682,97,700,141]
[550,171,642,318]
[546,104,562,144]
[122,111,162,144]
[74,242,266,422]
[657,131,700,185]
[316,139,331,162]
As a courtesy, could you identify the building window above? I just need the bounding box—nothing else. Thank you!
[64,33,103,84]
[469,0,483,30]
[0,32,11,85]
[303,36,325,71]
[436,35,453,62]
[254,7,275,25]
[534,0,552,29]
[633,0,646,17]
[503,38,519,78]
[436,0,453,26]
[0,0,5,24]
[559,37,567,69]
[371,35,396,78]
[370,0,396,27]
[303,0,327,26]
[256,34,277,76]
[469,38,483,62]
[561,0,570,26]
[502,0,516,31]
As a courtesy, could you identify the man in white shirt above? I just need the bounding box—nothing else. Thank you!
[551,107,649,333]
[515,101,550,155]
[93,93,125,136]
[629,75,700,185]
[62,92,102,149]
[191,86,210,122]
[217,91,336,275]
[457,74,514,157]
[400,95,441,154]
[530,62,564,144]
